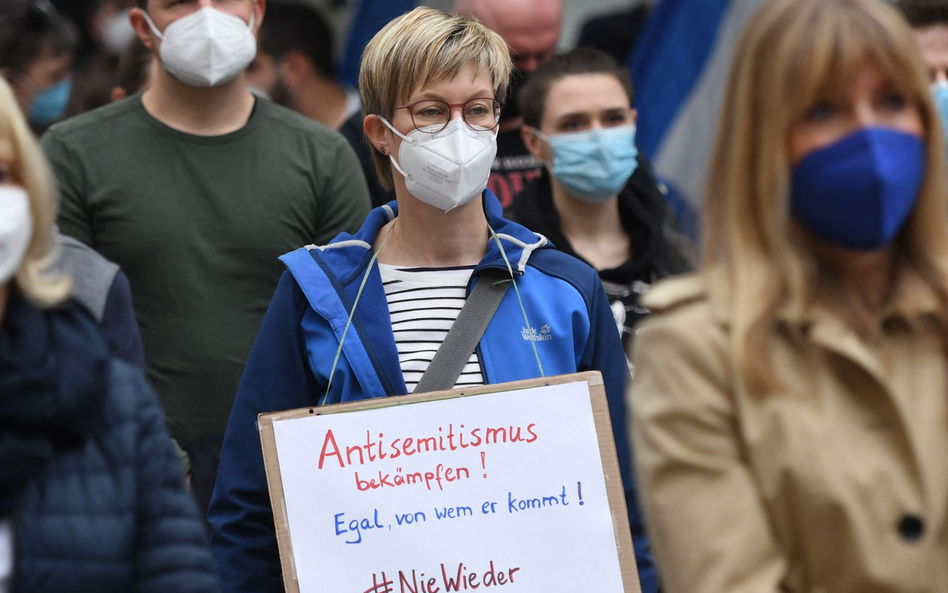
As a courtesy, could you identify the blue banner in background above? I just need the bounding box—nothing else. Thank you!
[338,0,416,89]
[628,0,730,159]
[624,0,768,236]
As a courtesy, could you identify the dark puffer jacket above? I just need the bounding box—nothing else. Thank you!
[1,292,219,593]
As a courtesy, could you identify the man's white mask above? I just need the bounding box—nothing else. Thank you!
[143,7,257,88]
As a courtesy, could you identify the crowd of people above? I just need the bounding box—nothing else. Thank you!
[2,0,948,591]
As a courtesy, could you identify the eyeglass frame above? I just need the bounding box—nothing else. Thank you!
[393,97,503,134]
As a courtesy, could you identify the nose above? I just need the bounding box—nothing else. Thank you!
[853,98,887,129]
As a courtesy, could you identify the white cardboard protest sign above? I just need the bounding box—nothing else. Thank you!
[259,372,639,593]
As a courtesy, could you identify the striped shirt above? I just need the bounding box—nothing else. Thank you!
[379,264,485,393]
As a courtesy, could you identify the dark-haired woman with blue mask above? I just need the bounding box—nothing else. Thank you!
[516,48,694,369]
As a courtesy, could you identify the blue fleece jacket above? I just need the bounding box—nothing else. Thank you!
[208,191,656,593]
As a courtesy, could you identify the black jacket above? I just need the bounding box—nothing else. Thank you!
[510,160,695,357]
[0,292,219,593]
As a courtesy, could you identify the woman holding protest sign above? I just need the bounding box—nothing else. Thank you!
[0,77,218,593]
[208,7,654,593]
[631,0,948,591]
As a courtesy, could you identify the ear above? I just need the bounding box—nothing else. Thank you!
[252,0,266,34]
[631,108,638,127]
[364,114,391,155]
[521,125,547,162]
[110,86,128,102]
[129,8,156,52]
[281,50,312,89]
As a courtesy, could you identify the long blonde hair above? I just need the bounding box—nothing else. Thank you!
[705,0,948,393]
[0,78,70,306]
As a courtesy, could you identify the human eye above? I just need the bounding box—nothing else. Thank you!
[880,90,909,112]
[559,117,587,132]
[603,111,629,127]
[804,101,837,122]
[416,102,447,118]
[466,103,489,117]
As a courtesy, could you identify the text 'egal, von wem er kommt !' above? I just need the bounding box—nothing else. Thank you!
[333,484,587,545]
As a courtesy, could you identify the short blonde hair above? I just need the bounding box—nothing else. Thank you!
[705,0,948,393]
[0,78,70,306]
[359,6,512,190]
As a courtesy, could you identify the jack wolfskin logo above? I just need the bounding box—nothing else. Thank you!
[521,324,553,342]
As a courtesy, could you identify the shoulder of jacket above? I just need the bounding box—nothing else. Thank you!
[528,247,598,281]
[526,248,601,301]
[641,272,710,314]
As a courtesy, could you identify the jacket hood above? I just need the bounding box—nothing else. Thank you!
[304,189,550,281]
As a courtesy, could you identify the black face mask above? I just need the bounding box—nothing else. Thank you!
[503,68,529,120]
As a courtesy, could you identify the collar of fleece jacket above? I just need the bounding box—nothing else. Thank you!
[307,189,551,281]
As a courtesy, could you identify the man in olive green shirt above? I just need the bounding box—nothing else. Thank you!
[42,0,371,451]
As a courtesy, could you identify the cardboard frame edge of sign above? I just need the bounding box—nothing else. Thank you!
[257,371,642,593]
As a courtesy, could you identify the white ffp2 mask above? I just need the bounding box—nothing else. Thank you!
[143,7,257,88]
[381,117,497,212]
[0,186,33,285]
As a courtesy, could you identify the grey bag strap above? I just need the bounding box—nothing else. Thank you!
[414,268,511,393]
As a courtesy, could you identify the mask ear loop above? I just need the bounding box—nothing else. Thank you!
[141,11,165,40]
[487,224,545,378]
[141,7,255,39]
[322,220,397,404]
[379,117,415,182]
[527,127,555,173]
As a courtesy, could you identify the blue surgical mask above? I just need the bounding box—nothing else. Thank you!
[28,77,72,129]
[534,125,639,203]
[931,81,948,145]
[790,127,925,251]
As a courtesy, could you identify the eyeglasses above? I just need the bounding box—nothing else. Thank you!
[394,98,502,133]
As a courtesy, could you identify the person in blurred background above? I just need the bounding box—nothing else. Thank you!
[576,1,653,65]
[0,76,218,593]
[63,52,118,118]
[0,0,78,133]
[88,0,137,56]
[516,47,694,370]
[454,0,563,211]
[898,0,948,141]
[53,232,145,368]
[245,1,358,130]
[632,0,948,591]
[110,37,154,101]
[0,2,144,370]
[41,0,371,512]
[65,36,155,117]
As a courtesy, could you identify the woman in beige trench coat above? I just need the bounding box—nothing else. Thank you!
[630,1,948,592]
